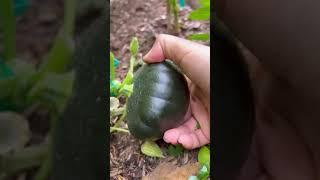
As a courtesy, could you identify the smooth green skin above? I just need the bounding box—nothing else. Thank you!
[127,60,190,140]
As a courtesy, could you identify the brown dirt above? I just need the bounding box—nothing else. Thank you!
[16,0,64,66]
[110,0,209,80]
[110,0,210,179]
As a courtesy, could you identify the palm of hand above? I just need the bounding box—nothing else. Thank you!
[163,79,210,149]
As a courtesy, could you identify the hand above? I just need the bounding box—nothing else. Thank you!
[143,34,210,149]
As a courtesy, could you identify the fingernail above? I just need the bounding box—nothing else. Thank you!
[143,41,165,62]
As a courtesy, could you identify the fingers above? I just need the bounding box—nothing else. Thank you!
[178,129,210,149]
[163,118,210,149]
[163,117,197,145]
[143,34,210,96]
[190,95,210,140]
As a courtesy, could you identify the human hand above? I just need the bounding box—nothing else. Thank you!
[143,34,210,149]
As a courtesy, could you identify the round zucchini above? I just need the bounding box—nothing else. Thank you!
[127,60,190,140]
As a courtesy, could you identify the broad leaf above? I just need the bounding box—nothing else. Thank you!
[198,146,210,169]
[141,140,165,158]
[130,37,139,57]
[188,7,210,21]
[187,33,210,41]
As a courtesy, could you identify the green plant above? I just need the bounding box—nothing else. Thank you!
[187,0,210,41]
[188,145,210,180]
[167,144,184,157]
[109,37,139,134]
[167,0,180,34]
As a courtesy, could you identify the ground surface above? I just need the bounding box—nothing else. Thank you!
[110,0,210,179]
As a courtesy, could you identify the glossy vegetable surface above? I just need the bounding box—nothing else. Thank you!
[127,60,190,140]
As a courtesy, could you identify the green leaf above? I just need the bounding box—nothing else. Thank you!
[130,37,139,57]
[0,0,16,62]
[141,140,165,158]
[39,32,74,74]
[167,144,184,157]
[119,84,133,97]
[187,33,210,41]
[199,0,210,7]
[110,80,121,96]
[110,52,115,81]
[0,112,31,154]
[188,7,210,21]
[197,165,209,180]
[0,59,38,110]
[198,146,210,169]
[26,71,75,113]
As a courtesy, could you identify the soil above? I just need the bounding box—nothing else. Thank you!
[110,0,210,179]
[16,0,64,66]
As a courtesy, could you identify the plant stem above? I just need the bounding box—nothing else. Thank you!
[166,0,172,32]
[113,104,127,127]
[64,0,77,36]
[110,127,129,133]
[110,52,115,81]
[0,0,16,61]
[33,138,52,180]
[172,0,180,34]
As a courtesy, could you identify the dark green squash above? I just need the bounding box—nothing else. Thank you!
[127,60,190,140]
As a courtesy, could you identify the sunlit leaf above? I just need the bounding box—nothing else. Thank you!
[188,7,210,21]
[187,33,210,41]
[119,84,133,97]
[130,37,139,57]
[141,140,165,158]
[199,0,210,7]
[198,146,210,169]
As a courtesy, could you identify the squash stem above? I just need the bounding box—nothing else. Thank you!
[114,104,126,126]
[110,127,129,133]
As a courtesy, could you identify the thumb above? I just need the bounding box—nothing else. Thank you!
[144,34,210,97]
